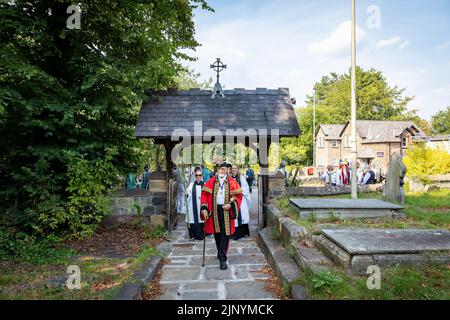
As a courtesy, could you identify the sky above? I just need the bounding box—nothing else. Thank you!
[184,0,450,120]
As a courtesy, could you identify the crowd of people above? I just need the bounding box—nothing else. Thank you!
[174,161,256,270]
[319,160,381,188]
[176,163,256,242]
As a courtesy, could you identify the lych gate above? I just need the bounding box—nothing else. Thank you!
[133,86,300,231]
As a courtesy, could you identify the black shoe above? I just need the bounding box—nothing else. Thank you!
[220,260,228,270]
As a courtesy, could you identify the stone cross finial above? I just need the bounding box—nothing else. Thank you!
[210,58,227,98]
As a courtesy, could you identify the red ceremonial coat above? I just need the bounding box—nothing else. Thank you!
[200,174,243,236]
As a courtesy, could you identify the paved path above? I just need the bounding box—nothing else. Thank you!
[156,186,279,300]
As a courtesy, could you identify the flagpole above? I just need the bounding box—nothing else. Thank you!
[351,0,358,199]
[313,89,316,168]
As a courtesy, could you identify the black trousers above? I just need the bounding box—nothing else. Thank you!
[214,205,230,263]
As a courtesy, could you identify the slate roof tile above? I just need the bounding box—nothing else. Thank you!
[135,88,301,139]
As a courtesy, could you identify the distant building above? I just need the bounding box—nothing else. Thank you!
[315,120,425,174]
[421,135,450,153]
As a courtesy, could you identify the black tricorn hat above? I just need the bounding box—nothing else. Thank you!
[217,161,232,168]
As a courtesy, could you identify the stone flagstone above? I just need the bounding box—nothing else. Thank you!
[156,228,278,300]
[155,189,279,300]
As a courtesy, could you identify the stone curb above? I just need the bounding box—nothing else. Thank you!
[267,204,309,243]
[257,228,306,300]
[113,242,172,300]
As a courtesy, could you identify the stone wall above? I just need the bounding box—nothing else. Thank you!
[407,174,450,192]
[104,171,170,227]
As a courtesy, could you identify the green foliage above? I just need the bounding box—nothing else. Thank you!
[431,106,450,134]
[174,68,213,90]
[311,271,343,292]
[306,67,414,121]
[63,148,119,238]
[405,189,450,208]
[300,265,450,300]
[0,228,74,264]
[403,144,450,177]
[146,225,166,240]
[0,0,212,237]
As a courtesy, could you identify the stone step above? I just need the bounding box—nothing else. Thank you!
[312,234,351,269]
[291,241,334,273]
[257,228,304,299]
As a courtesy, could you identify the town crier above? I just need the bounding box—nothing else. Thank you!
[200,161,242,270]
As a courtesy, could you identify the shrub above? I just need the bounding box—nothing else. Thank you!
[0,228,74,264]
[403,144,450,177]
[32,148,120,239]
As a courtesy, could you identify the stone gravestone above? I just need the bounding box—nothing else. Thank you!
[383,152,407,205]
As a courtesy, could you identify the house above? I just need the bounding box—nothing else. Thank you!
[315,120,425,174]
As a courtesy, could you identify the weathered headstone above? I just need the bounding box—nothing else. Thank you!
[383,152,407,204]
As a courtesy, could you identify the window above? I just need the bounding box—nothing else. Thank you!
[317,137,325,148]
[402,137,407,148]
[345,135,351,148]
[331,140,338,148]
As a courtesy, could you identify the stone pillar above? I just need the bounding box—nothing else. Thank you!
[268,171,286,198]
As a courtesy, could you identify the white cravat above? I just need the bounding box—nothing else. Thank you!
[216,174,227,205]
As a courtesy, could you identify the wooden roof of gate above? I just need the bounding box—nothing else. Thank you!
[135,88,301,141]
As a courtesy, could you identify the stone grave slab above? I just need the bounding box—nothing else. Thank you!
[289,198,404,220]
[318,228,450,274]
[321,229,450,254]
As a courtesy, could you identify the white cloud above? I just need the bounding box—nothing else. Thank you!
[399,40,411,50]
[308,20,367,56]
[435,84,450,95]
[376,36,401,49]
[436,41,450,50]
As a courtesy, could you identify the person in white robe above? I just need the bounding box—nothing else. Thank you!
[185,167,204,240]
[230,164,251,240]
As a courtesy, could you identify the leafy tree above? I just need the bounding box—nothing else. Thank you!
[285,66,429,165]
[0,0,212,238]
[174,68,213,90]
[431,107,450,135]
[306,67,414,122]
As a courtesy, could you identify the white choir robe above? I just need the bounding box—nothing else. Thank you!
[185,182,204,226]
[234,175,251,227]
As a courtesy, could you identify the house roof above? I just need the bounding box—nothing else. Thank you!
[337,120,425,143]
[135,88,301,140]
[427,135,450,142]
[319,124,345,140]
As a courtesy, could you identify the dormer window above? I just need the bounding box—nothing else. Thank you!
[331,140,338,148]
[402,137,408,148]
